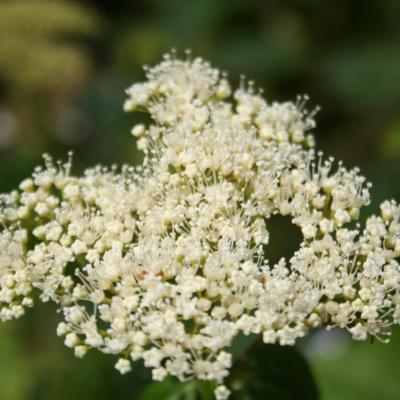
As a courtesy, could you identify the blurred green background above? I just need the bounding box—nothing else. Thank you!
[0,0,399,399]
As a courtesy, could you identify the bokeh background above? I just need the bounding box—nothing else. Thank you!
[0,0,399,399]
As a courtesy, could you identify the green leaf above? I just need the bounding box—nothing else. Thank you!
[139,378,217,400]
[139,379,182,400]
[230,333,261,362]
[139,341,318,400]
[0,325,33,400]
[196,380,216,400]
[139,379,198,400]
[228,342,319,400]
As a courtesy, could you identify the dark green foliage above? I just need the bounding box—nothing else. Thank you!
[228,343,319,400]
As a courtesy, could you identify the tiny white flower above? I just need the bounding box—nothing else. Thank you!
[115,358,132,374]
[215,385,231,400]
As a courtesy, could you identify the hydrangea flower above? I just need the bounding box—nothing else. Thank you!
[1,52,400,399]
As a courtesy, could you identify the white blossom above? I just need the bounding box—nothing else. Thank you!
[115,358,132,374]
[215,385,231,400]
[1,52,400,399]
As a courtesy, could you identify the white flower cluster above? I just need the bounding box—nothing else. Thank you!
[1,53,400,399]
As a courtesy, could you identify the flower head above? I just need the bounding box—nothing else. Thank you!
[1,52,400,399]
